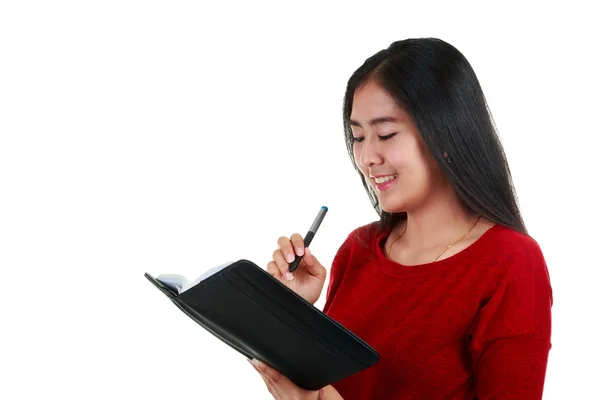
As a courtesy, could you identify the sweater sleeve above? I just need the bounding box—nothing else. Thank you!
[469,239,553,399]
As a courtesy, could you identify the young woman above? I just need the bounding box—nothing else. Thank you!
[249,37,553,400]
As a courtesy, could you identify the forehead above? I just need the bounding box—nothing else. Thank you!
[350,80,407,124]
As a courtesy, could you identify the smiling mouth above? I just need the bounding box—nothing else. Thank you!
[373,175,397,184]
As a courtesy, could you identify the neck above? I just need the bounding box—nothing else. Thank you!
[396,187,477,250]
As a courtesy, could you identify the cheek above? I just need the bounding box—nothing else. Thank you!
[385,147,408,171]
[408,156,440,193]
[392,149,431,186]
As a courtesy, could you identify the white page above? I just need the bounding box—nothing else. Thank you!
[154,274,189,294]
[156,260,235,294]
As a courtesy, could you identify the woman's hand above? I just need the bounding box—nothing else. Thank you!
[248,358,321,400]
[267,233,327,305]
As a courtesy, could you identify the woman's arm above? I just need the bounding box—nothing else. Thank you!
[469,240,553,399]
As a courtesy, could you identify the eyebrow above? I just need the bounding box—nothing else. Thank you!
[349,116,400,128]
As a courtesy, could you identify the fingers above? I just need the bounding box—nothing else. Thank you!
[273,234,304,280]
[271,247,294,281]
[290,233,305,257]
[277,235,297,264]
[267,261,283,281]
[248,359,279,399]
[249,359,285,399]
[267,259,292,282]
[271,234,325,281]
[252,359,283,384]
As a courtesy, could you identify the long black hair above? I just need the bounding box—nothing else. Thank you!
[343,38,527,235]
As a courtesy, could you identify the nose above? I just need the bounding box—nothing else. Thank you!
[358,136,383,169]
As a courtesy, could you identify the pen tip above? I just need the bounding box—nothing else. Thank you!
[321,206,328,211]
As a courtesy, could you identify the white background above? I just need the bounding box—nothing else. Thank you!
[1,1,598,399]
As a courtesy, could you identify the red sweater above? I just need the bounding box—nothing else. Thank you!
[323,222,552,399]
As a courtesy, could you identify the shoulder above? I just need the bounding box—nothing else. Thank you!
[491,223,543,253]
[485,224,548,273]
[461,222,553,304]
[481,223,553,305]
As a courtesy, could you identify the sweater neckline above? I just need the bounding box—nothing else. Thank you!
[372,222,503,277]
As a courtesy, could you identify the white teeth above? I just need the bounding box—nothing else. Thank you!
[374,175,397,184]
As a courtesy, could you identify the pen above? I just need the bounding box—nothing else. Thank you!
[289,206,328,273]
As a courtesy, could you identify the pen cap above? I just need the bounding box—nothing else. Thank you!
[309,206,328,233]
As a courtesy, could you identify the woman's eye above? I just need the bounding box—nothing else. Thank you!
[380,133,397,141]
[352,133,396,143]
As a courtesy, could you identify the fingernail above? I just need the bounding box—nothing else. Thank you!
[251,358,262,368]
[285,272,294,281]
[296,247,304,256]
[286,253,295,263]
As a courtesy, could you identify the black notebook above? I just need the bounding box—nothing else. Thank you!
[144,259,379,390]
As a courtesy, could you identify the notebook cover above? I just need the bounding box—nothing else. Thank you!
[145,259,379,390]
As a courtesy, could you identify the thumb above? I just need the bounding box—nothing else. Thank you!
[303,248,326,279]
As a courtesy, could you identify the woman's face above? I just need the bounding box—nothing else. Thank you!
[350,80,446,213]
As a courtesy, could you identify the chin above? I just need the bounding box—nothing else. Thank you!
[377,199,408,214]
[377,190,422,214]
